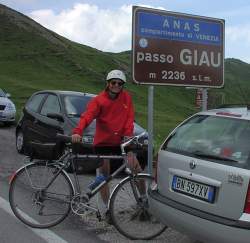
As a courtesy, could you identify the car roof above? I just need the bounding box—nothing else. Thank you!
[34,90,96,97]
[197,106,250,120]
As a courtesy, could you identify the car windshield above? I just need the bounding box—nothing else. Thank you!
[63,95,92,117]
[0,89,6,97]
[163,115,250,165]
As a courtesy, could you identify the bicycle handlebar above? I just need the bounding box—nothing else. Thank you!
[120,131,146,148]
[56,133,72,143]
[56,131,147,148]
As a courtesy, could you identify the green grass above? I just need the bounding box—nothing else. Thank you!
[1,4,250,151]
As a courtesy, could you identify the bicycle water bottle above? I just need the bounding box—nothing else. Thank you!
[88,174,107,190]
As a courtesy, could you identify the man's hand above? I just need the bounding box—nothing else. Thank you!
[72,134,82,143]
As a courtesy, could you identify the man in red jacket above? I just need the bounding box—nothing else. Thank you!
[72,70,142,220]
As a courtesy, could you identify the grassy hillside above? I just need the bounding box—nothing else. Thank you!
[1,4,250,149]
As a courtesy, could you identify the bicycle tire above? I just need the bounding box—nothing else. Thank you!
[109,174,167,240]
[9,162,74,228]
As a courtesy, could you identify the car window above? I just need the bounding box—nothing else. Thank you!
[26,93,47,112]
[162,115,250,166]
[63,95,92,117]
[0,89,6,97]
[40,94,61,116]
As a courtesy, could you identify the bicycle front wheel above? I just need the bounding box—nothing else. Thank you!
[9,162,74,228]
[109,174,167,240]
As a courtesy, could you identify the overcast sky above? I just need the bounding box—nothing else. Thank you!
[1,0,250,63]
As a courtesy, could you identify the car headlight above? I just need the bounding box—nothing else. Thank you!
[5,103,16,111]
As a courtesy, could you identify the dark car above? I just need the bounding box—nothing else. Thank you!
[16,90,148,172]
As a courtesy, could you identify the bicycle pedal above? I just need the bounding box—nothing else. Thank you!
[71,195,88,215]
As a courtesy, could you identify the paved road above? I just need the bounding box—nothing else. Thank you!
[0,124,198,243]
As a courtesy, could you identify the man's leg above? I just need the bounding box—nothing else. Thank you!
[127,152,146,195]
[127,151,142,173]
[99,159,110,206]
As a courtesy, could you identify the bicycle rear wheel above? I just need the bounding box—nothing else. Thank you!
[109,174,167,240]
[9,162,74,228]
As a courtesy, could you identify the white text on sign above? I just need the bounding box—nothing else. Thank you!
[137,49,221,68]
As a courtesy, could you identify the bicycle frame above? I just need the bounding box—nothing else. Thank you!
[54,131,146,198]
[23,147,130,199]
[69,152,129,198]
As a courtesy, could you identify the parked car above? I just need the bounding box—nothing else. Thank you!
[149,106,250,243]
[0,88,16,125]
[16,90,148,172]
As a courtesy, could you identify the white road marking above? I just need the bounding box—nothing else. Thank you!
[0,196,68,243]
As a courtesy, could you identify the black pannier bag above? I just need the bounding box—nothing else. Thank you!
[27,142,61,160]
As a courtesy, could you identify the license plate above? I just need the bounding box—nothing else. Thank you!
[172,176,215,203]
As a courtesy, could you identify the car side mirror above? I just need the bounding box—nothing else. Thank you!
[6,93,11,98]
[47,113,64,122]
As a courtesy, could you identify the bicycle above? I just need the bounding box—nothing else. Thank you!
[9,132,167,240]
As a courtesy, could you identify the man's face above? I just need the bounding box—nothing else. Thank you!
[107,79,124,94]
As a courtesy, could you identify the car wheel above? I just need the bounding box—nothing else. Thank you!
[16,130,25,154]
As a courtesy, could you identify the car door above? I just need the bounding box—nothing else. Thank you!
[23,93,48,143]
[34,94,64,143]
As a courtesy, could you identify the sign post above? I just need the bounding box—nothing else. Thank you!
[132,6,224,174]
[147,85,154,175]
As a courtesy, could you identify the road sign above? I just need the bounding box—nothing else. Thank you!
[132,6,225,88]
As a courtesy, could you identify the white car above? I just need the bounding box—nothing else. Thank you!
[0,88,16,125]
[149,106,250,243]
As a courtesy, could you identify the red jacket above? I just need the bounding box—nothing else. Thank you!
[73,90,134,146]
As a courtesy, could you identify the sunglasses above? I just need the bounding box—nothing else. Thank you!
[110,80,124,86]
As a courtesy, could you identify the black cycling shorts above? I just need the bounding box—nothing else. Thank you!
[94,146,122,155]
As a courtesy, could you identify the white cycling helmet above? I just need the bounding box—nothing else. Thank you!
[106,70,126,83]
